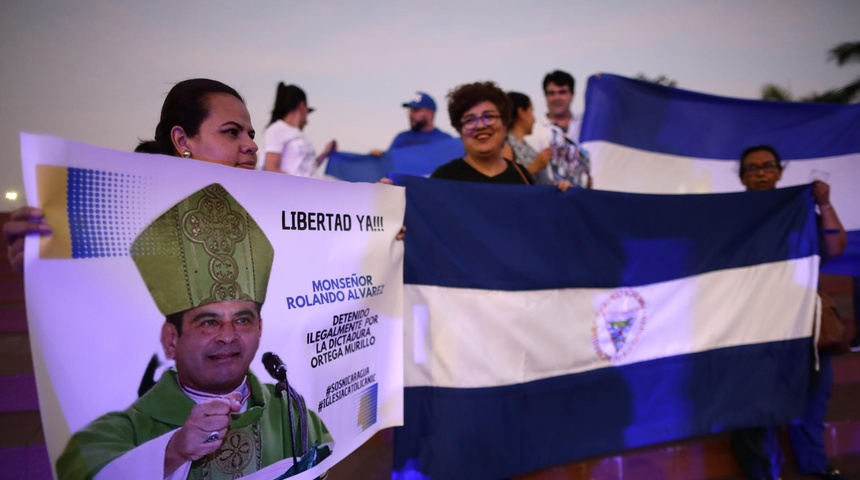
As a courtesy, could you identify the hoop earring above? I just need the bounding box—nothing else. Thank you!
[182,151,192,159]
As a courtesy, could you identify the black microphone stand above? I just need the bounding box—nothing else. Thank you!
[264,353,298,466]
[273,378,298,466]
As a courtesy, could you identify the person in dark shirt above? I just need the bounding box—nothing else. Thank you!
[431,81,568,190]
[730,145,846,480]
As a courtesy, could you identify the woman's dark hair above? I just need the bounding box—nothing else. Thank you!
[133,140,160,154]
[447,81,511,133]
[505,91,532,129]
[136,78,244,156]
[269,82,308,126]
[739,144,783,178]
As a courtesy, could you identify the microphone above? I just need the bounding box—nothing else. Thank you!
[262,351,298,465]
[262,352,287,382]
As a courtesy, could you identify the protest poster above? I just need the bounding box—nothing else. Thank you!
[20,133,404,479]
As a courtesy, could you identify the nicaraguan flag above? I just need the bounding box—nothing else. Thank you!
[391,175,819,480]
[580,73,860,275]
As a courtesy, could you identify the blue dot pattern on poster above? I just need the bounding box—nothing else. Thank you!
[67,168,152,258]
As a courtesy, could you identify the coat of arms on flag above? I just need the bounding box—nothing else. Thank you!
[593,288,647,362]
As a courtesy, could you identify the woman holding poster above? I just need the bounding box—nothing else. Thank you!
[6,79,340,478]
[4,78,258,274]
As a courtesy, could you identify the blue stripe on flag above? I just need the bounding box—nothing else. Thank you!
[389,137,465,177]
[394,339,811,480]
[580,74,860,160]
[325,139,465,182]
[325,151,392,183]
[393,175,818,290]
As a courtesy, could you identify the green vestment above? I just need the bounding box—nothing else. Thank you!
[57,370,332,480]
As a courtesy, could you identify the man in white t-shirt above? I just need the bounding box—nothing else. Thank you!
[526,70,592,188]
[264,83,335,178]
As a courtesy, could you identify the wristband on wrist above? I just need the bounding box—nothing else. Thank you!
[820,204,833,210]
[821,228,842,235]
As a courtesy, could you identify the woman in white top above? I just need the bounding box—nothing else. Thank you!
[263,82,335,178]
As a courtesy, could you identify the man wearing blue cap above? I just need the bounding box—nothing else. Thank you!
[371,92,452,155]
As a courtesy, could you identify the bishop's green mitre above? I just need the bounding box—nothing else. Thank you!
[129,184,273,316]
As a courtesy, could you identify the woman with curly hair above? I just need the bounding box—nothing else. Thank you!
[431,81,569,191]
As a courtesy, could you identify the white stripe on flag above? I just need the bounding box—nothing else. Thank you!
[405,257,817,388]
[586,141,731,194]
[586,141,860,230]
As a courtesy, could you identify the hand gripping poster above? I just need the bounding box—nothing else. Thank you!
[19,133,405,480]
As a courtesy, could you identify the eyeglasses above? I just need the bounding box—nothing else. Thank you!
[460,113,501,132]
[741,162,779,174]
